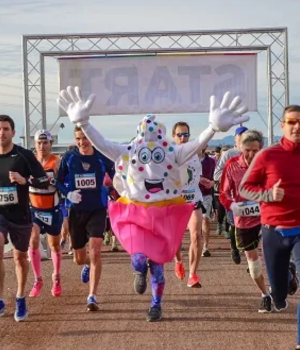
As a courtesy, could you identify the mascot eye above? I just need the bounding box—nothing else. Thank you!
[152,148,165,164]
[138,148,151,164]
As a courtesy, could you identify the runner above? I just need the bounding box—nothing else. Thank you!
[214,146,231,238]
[214,126,248,263]
[103,172,119,252]
[219,130,271,312]
[239,106,300,349]
[172,122,203,287]
[28,130,62,297]
[56,125,115,311]
[0,115,49,321]
[199,147,216,257]
[60,145,76,256]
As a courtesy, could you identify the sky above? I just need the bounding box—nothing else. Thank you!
[1,0,300,145]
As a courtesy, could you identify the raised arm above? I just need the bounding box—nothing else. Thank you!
[57,86,126,162]
[175,92,249,166]
[81,123,127,162]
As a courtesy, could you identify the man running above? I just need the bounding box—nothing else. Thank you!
[239,106,300,349]
[0,115,49,321]
[199,147,216,257]
[172,122,203,288]
[214,126,248,263]
[220,130,271,312]
[28,130,63,297]
[56,126,114,311]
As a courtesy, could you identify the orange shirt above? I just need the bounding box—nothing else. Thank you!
[29,155,60,210]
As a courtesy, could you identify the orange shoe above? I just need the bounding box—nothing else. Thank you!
[175,261,185,280]
[187,274,201,288]
[51,275,62,297]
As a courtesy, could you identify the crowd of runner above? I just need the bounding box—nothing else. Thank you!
[0,102,300,348]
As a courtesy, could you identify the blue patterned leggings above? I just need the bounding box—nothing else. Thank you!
[131,253,165,308]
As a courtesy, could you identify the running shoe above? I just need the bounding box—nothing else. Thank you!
[216,223,223,235]
[103,232,111,246]
[231,249,241,265]
[111,241,119,252]
[258,295,272,313]
[87,295,99,311]
[146,307,162,322]
[288,261,299,295]
[202,249,211,257]
[0,299,5,317]
[81,265,90,283]
[224,232,231,239]
[133,272,147,294]
[29,279,43,297]
[68,249,73,256]
[51,275,62,297]
[14,297,28,322]
[187,274,201,288]
[174,261,185,280]
[274,300,288,312]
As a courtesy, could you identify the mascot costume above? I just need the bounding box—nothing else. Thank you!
[57,86,249,322]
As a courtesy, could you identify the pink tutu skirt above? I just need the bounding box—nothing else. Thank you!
[108,201,194,264]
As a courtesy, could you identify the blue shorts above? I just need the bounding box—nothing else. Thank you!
[31,207,63,236]
[60,203,69,218]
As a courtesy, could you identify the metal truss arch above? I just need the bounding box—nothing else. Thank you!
[22,27,289,148]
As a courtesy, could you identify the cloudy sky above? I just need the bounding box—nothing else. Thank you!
[0,0,300,145]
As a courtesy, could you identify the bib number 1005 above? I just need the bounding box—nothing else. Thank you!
[75,174,96,189]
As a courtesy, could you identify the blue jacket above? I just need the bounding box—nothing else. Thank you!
[57,147,115,211]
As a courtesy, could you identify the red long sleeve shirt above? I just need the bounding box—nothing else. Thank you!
[239,137,300,227]
[219,154,260,229]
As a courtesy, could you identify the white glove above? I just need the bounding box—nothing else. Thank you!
[57,86,96,126]
[209,91,249,132]
[230,202,243,216]
[67,190,82,204]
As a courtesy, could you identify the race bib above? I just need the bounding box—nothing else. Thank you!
[0,187,18,205]
[182,189,195,202]
[237,201,260,217]
[34,211,53,226]
[75,173,96,189]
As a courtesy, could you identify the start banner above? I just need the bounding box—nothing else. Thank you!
[58,53,257,116]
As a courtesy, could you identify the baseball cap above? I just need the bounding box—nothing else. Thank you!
[34,129,52,141]
[235,126,248,136]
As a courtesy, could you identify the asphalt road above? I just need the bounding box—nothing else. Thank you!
[1,231,299,350]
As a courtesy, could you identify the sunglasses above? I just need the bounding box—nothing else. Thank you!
[284,118,300,125]
[176,133,190,138]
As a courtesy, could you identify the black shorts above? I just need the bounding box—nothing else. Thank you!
[236,224,261,252]
[69,208,106,250]
[0,213,32,252]
[31,208,63,236]
[194,201,206,214]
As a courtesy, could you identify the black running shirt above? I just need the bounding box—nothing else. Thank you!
[0,145,49,224]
